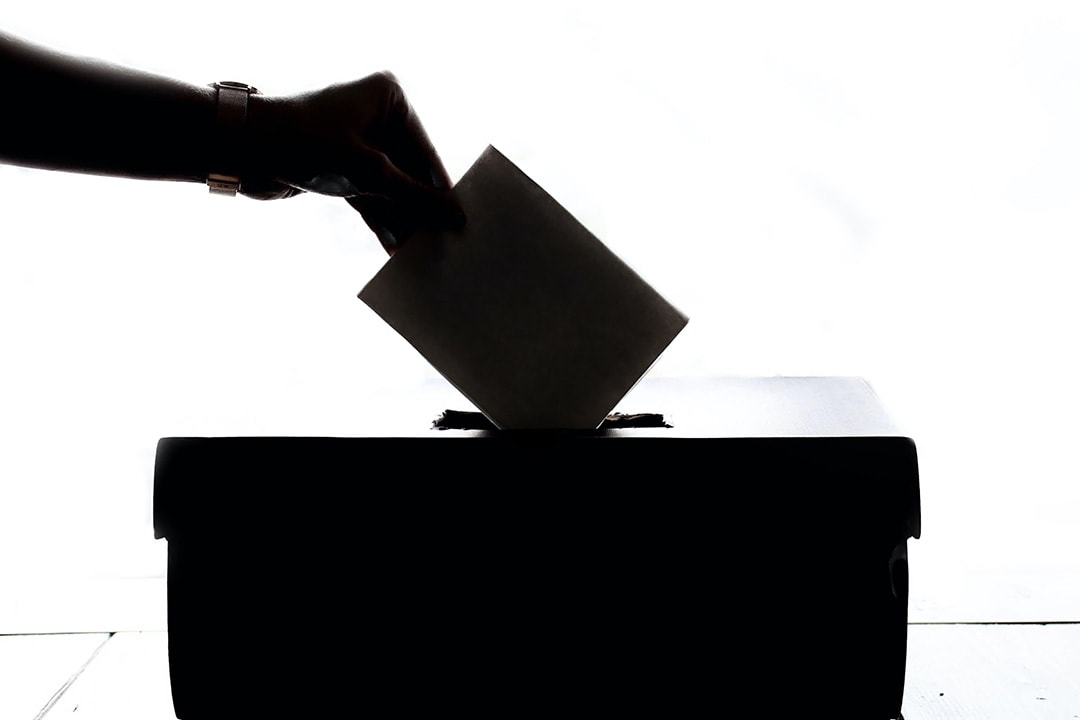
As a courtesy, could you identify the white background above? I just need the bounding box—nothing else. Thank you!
[2,1,1079,625]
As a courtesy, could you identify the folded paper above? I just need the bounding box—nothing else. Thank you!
[359,145,688,429]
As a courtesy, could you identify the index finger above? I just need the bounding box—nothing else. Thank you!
[377,72,454,192]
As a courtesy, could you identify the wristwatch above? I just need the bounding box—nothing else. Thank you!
[207,81,259,196]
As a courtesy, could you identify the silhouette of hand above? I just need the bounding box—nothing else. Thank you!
[243,71,464,253]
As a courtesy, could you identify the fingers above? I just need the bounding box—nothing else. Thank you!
[374,71,455,193]
[348,197,402,255]
[345,159,464,255]
[345,78,465,252]
[297,70,465,252]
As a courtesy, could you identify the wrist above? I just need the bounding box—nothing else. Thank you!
[241,92,282,177]
[207,81,259,195]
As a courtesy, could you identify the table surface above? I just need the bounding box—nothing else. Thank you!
[605,375,908,437]
[230,375,913,439]
[5,625,1079,720]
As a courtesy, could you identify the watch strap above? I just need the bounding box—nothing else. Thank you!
[208,81,258,196]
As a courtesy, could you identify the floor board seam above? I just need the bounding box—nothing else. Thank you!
[32,632,114,720]
[910,621,1080,626]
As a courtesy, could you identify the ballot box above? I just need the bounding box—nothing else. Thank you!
[153,376,920,719]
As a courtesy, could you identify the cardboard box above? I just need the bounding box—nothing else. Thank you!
[154,377,920,718]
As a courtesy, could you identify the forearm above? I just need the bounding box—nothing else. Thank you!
[0,31,462,249]
[0,30,216,183]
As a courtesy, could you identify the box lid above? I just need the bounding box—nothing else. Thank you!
[153,376,920,544]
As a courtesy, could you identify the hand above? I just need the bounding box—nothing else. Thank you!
[243,71,465,254]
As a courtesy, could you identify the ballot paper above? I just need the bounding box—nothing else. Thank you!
[359,145,689,429]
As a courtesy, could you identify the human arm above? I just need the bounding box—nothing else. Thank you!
[0,30,462,251]
[0,29,217,183]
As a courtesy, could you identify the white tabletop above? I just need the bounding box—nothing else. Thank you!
[350,375,910,439]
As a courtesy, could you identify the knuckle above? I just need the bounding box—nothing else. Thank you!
[370,70,404,98]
